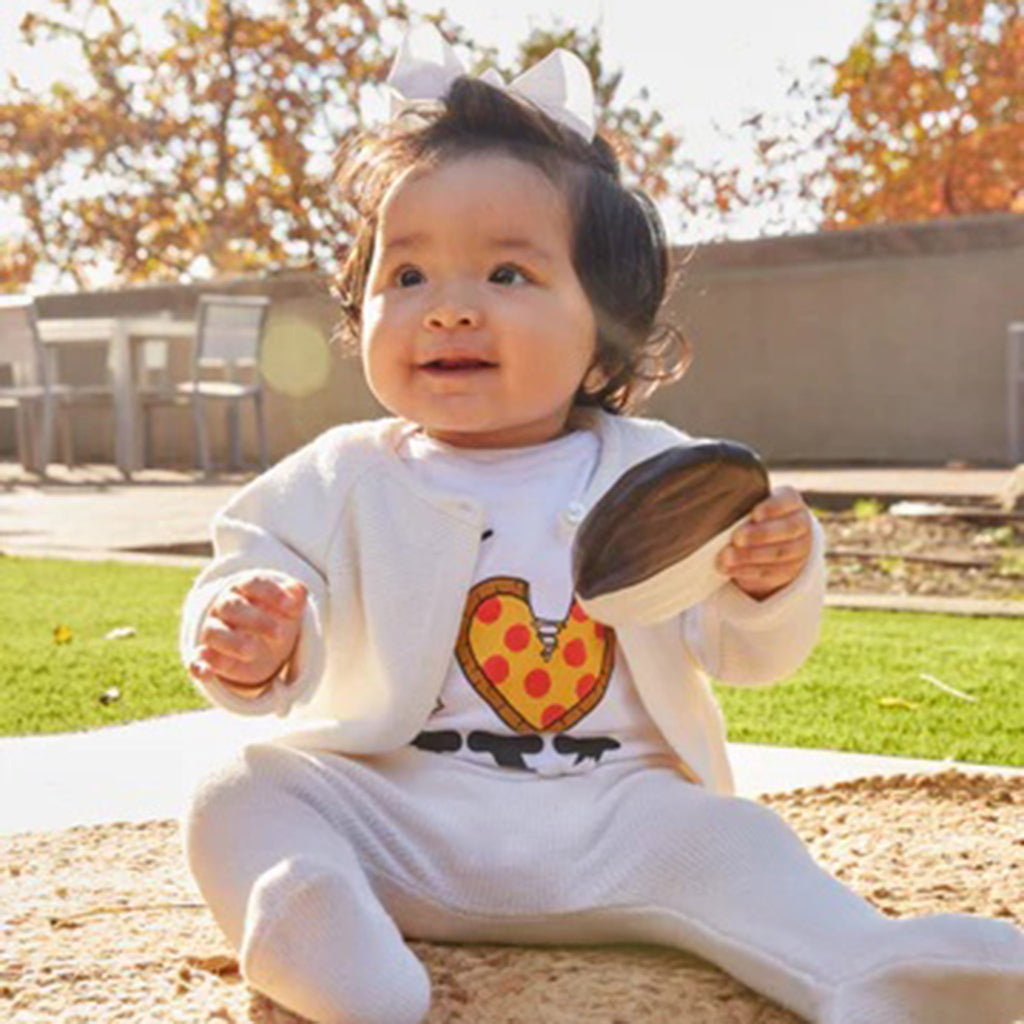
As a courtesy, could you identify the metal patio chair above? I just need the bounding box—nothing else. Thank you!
[139,294,271,473]
[48,341,119,469]
[0,296,61,473]
[1008,322,1024,465]
[0,296,126,470]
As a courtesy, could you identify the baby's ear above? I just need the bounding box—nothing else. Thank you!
[581,361,609,392]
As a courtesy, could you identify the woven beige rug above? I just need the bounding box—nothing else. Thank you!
[2,770,1021,1023]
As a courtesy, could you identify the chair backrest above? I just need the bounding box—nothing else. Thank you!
[1009,322,1024,464]
[0,296,45,385]
[194,295,271,374]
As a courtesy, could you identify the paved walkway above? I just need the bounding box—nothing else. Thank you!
[1,460,1021,836]
[3,707,1021,835]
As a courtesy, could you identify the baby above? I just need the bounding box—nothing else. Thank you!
[180,26,1024,1024]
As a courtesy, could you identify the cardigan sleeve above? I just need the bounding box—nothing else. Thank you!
[178,433,347,717]
[681,512,827,686]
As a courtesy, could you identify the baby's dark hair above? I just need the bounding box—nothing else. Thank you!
[331,75,691,413]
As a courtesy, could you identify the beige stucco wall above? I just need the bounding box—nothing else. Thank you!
[646,213,1024,466]
[6,212,1023,468]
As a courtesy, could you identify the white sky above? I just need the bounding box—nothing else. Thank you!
[426,0,873,147]
[0,0,876,288]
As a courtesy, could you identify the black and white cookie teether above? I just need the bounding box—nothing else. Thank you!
[572,440,771,626]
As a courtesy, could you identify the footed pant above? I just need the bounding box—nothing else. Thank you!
[181,743,1024,1024]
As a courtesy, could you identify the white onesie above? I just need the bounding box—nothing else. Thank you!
[397,426,677,777]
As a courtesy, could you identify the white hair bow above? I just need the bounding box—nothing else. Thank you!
[385,23,597,143]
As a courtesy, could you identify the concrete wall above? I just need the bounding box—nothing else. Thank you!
[5,212,1023,467]
[647,212,1024,466]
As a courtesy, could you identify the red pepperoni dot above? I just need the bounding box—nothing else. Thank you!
[525,668,551,698]
[477,598,502,624]
[541,704,567,729]
[483,655,509,684]
[576,673,596,698]
[504,624,530,652]
[563,637,586,667]
[593,622,606,640]
[570,602,587,622]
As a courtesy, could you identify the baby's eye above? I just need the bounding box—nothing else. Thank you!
[489,264,530,286]
[396,266,424,287]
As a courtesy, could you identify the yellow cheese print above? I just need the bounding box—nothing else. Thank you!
[454,576,616,733]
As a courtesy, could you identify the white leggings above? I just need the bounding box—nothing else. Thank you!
[181,742,1024,1024]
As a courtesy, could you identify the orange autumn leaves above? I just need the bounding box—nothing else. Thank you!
[821,0,1023,227]
[1,0,403,290]
[2,2,696,290]
[717,0,1021,233]
[0,0,1020,293]
[0,4,695,293]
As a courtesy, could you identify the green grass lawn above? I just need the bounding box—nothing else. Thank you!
[0,556,206,735]
[2,555,1022,766]
[715,609,1024,766]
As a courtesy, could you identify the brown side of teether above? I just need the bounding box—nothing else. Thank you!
[572,441,770,600]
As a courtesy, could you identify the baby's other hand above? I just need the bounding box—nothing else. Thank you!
[190,574,307,689]
[715,486,814,601]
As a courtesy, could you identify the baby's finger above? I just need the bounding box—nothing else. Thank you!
[187,656,220,685]
[199,617,265,664]
[729,561,803,596]
[233,576,307,618]
[192,644,269,686]
[720,537,809,570]
[749,485,806,523]
[209,591,287,642]
[732,508,810,550]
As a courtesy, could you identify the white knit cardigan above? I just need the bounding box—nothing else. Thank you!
[179,408,826,794]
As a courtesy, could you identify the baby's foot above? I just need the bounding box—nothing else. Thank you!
[831,914,1024,1024]
[241,859,431,1024]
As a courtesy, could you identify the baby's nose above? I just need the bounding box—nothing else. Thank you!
[424,291,483,330]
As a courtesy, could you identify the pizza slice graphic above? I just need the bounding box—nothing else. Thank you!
[455,576,616,733]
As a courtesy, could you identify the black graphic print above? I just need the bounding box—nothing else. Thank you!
[412,729,622,772]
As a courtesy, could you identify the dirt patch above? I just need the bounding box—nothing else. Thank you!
[3,770,1020,1023]
[820,509,1024,601]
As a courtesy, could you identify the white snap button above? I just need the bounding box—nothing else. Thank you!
[557,504,584,543]
[563,502,585,525]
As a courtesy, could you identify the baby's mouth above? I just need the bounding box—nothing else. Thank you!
[420,358,498,373]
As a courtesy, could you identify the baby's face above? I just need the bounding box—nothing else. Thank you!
[360,151,597,448]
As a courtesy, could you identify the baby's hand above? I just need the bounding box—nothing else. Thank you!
[189,574,307,689]
[715,486,814,601]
